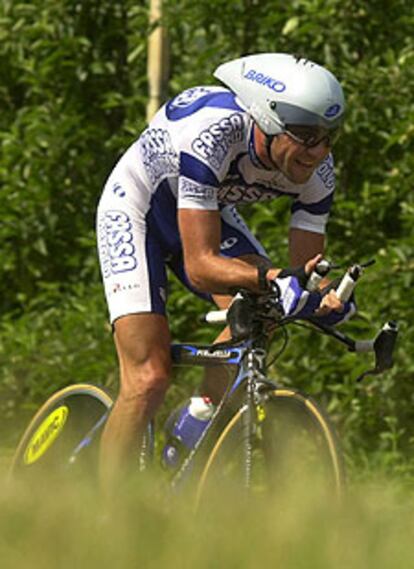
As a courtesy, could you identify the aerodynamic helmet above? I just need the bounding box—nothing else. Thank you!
[214,53,345,140]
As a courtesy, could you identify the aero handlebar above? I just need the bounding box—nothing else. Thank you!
[203,259,399,379]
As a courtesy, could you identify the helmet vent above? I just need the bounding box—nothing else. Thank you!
[294,55,315,68]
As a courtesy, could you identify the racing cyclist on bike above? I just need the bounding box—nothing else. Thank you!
[96,53,355,493]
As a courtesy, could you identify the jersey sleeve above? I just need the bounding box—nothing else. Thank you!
[176,109,247,211]
[289,155,336,234]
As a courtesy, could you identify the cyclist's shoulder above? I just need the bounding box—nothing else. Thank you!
[163,86,250,179]
[164,85,247,123]
[139,85,249,159]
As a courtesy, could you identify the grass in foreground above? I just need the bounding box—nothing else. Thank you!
[1,466,414,569]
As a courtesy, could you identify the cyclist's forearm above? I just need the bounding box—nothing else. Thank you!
[185,254,280,295]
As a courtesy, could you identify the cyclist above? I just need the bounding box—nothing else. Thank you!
[96,52,355,491]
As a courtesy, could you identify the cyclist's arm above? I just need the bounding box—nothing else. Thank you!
[288,227,325,267]
[179,210,327,297]
[178,208,281,294]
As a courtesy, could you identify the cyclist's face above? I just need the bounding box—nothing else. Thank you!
[269,133,331,184]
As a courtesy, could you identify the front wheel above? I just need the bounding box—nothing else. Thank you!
[9,384,113,482]
[195,388,345,509]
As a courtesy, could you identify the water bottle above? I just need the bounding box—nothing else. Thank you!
[162,396,215,469]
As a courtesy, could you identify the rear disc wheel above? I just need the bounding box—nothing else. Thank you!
[9,384,113,482]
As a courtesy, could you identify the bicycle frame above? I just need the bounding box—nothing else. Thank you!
[63,303,397,486]
[170,336,276,491]
[10,266,398,495]
[62,339,262,474]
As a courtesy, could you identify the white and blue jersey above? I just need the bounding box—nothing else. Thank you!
[97,86,336,323]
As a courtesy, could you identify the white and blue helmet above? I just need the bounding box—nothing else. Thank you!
[214,53,345,136]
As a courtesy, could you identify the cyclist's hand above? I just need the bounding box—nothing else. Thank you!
[314,280,357,326]
[315,289,343,315]
[271,255,323,319]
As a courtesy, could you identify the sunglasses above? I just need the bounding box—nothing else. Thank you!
[284,124,341,148]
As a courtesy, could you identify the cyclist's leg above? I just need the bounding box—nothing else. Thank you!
[96,174,172,494]
[99,313,171,493]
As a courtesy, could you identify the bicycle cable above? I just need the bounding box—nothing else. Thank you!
[266,325,289,369]
[288,320,330,335]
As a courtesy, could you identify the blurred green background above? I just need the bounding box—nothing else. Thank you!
[0,0,413,481]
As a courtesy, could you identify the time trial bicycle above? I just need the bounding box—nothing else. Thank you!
[9,261,398,508]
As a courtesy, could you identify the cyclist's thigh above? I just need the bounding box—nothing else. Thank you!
[113,313,172,392]
[97,174,169,324]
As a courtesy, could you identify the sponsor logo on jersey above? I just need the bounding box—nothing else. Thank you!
[217,185,278,203]
[316,157,335,191]
[109,282,140,297]
[112,182,126,198]
[169,87,211,108]
[98,210,138,277]
[180,179,216,203]
[192,113,245,169]
[139,128,179,184]
[243,69,286,93]
[220,237,238,250]
[324,104,341,118]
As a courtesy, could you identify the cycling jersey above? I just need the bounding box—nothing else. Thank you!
[97,86,336,323]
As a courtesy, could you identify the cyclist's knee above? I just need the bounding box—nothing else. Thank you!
[113,313,172,409]
[119,357,171,405]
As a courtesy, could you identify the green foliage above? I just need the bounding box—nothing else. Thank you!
[0,0,413,477]
[0,282,117,445]
[0,0,148,312]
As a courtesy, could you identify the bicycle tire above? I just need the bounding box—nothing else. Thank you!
[195,387,345,509]
[9,384,113,482]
